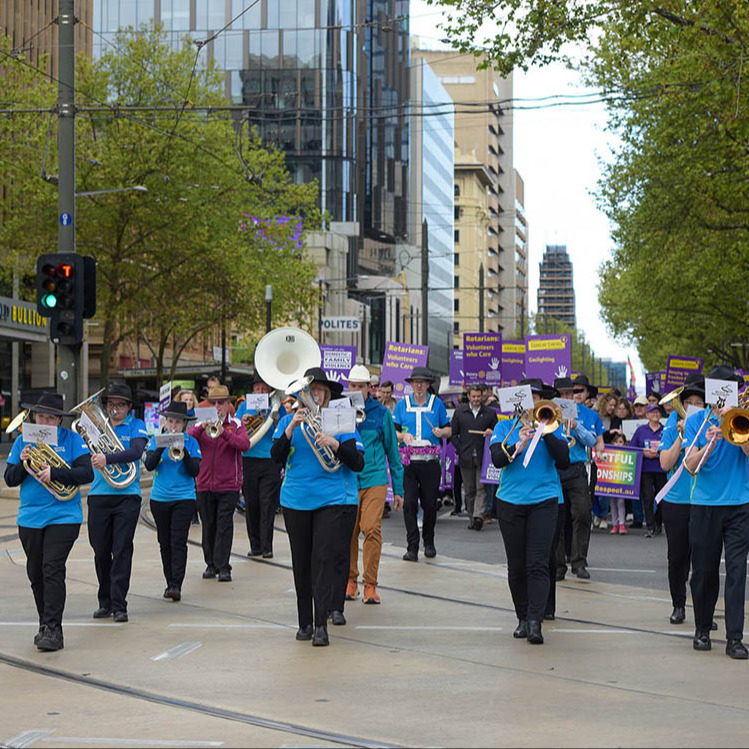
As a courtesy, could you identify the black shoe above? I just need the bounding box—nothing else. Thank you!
[630,521,643,529]
[473,517,484,531]
[544,612,556,621]
[711,620,719,631]
[513,620,528,639]
[450,509,461,516]
[312,625,329,646]
[555,567,567,581]
[402,550,418,562]
[693,631,711,651]
[726,640,749,659]
[37,625,64,652]
[382,505,391,519]
[248,550,262,557]
[329,610,346,626]
[163,587,171,599]
[262,552,274,559]
[527,620,544,645]
[218,570,232,582]
[424,544,437,558]
[644,528,654,539]
[573,567,590,580]
[296,624,313,641]
[33,625,45,646]
[113,611,128,623]
[653,525,663,536]
[670,607,686,625]
[165,587,181,602]
[92,607,112,619]
[202,565,217,579]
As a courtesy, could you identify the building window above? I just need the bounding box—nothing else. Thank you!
[454,253,459,266]
[454,230,460,244]
[454,206,460,220]
[454,276,459,288]
[454,184,460,197]
[453,322,460,334]
[454,298,459,311]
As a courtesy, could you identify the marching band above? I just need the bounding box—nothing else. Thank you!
[4,331,749,661]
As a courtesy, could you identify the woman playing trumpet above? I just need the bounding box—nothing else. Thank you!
[3,392,93,652]
[144,402,202,601]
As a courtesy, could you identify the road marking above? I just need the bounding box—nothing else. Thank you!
[151,641,203,661]
[551,628,642,634]
[356,626,502,631]
[44,740,224,747]
[0,622,124,627]
[168,623,287,629]
[4,730,54,748]
[586,567,657,574]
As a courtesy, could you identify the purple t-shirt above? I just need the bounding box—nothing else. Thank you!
[630,422,665,473]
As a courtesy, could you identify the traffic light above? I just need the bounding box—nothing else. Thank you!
[35,253,96,345]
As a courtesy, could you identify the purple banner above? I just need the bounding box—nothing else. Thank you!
[479,436,501,485]
[380,341,429,401]
[449,350,464,387]
[320,345,357,385]
[524,334,571,384]
[501,340,525,386]
[594,446,642,500]
[665,356,703,391]
[463,333,503,386]
[440,441,456,492]
[645,372,660,395]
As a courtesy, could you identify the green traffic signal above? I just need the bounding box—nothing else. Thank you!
[41,293,57,309]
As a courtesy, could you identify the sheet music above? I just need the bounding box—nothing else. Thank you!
[22,423,58,446]
[320,407,357,435]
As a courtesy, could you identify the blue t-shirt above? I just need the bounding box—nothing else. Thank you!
[9,427,89,528]
[657,411,692,504]
[147,433,202,502]
[490,419,565,505]
[273,413,363,510]
[236,400,287,459]
[88,413,148,497]
[393,394,450,446]
[567,404,597,464]
[684,407,749,506]
[579,403,604,439]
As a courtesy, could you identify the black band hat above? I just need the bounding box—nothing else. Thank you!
[679,373,706,404]
[21,391,70,416]
[573,374,598,399]
[519,377,544,393]
[405,366,437,383]
[541,383,560,400]
[158,401,194,420]
[705,364,744,386]
[101,383,134,406]
[303,367,344,398]
[553,377,575,392]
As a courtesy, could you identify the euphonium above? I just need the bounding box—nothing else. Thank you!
[70,388,137,489]
[5,411,77,502]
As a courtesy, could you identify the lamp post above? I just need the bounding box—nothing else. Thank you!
[76,185,148,198]
[265,284,273,333]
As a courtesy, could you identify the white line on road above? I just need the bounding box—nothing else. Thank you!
[151,641,203,661]
[168,623,287,629]
[44,740,224,747]
[0,622,124,627]
[586,568,657,574]
[356,626,503,631]
[551,628,643,634]
[4,730,54,748]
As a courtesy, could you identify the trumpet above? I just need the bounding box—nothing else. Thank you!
[5,411,78,502]
[205,412,223,439]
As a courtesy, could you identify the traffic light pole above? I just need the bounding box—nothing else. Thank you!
[57,0,79,410]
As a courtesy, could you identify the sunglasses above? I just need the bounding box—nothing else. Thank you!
[573,388,587,394]
[212,398,229,405]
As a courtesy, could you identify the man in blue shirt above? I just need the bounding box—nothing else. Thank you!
[86,383,148,623]
[683,364,749,659]
[393,367,451,561]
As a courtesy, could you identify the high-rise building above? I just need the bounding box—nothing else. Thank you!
[413,49,524,340]
[409,59,454,373]
[514,170,529,335]
[537,244,575,328]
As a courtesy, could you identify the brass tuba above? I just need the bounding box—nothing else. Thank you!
[253,327,338,472]
[70,389,137,489]
[659,387,687,420]
[5,411,78,501]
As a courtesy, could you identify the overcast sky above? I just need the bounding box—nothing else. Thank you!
[411,1,646,389]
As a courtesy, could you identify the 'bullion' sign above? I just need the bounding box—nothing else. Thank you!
[0,296,48,334]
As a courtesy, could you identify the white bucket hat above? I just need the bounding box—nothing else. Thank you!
[348,364,371,383]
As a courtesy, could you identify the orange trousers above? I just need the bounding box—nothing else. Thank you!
[349,485,387,586]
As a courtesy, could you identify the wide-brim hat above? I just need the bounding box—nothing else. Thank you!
[541,384,560,400]
[206,385,236,401]
[252,372,268,387]
[679,373,706,403]
[21,391,70,416]
[706,364,744,385]
[101,383,134,405]
[304,367,344,397]
[519,377,544,393]
[405,366,437,383]
[553,377,574,392]
[573,374,598,399]
[348,364,371,384]
[159,401,194,420]
[633,395,648,406]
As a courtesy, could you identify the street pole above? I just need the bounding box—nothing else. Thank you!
[265,284,272,333]
[221,319,227,382]
[317,278,324,343]
[57,0,79,410]
[421,218,429,349]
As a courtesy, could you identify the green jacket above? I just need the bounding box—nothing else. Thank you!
[357,396,404,495]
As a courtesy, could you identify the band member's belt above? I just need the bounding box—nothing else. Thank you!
[408,454,440,463]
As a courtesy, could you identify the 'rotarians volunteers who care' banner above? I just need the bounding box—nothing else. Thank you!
[524,334,571,383]
[449,350,464,387]
[665,355,703,390]
[594,446,642,500]
[463,333,502,386]
[501,340,525,386]
[380,341,429,400]
[320,345,357,383]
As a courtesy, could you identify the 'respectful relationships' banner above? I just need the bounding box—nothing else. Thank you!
[594,446,642,500]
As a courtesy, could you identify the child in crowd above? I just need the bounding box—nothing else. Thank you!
[609,432,628,535]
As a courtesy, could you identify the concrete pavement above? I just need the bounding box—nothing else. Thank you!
[1,495,748,748]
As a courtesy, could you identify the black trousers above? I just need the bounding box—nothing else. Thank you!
[242,457,281,555]
[661,501,691,608]
[690,503,749,640]
[640,472,666,531]
[18,523,80,628]
[555,464,590,571]
[403,460,441,552]
[453,465,463,513]
[150,499,194,589]
[546,501,564,617]
[197,490,238,573]
[498,498,558,622]
[283,505,357,628]
[87,494,141,612]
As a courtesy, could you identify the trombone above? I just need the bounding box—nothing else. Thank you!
[498,400,563,465]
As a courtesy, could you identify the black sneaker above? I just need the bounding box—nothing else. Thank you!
[33,625,45,646]
[218,570,232,582]
[36,625,64,652]
[202,565,217,579]
[424,544,437,558]
[329,610,346,626]
[113,611,129,623]
[92,607,113,619]
[296,624,313,641]
[726,640,748,659]
[693,631,711,651]
[573,567,590,580]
